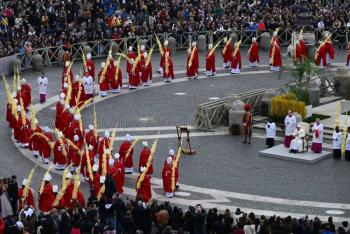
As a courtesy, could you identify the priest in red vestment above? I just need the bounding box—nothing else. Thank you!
[248,37,259,66]
[206,43,216,76]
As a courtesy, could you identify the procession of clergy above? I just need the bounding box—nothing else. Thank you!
[4,29,350,214]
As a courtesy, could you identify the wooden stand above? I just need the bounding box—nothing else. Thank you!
[176,125,196,155]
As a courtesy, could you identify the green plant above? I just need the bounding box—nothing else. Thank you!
[288,58,318,105]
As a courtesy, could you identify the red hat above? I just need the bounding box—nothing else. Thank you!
[244,104,251,111]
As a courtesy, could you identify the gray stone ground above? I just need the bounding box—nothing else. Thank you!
[1,47,350,218]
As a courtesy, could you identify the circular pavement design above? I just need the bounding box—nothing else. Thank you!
[6,57,350,221]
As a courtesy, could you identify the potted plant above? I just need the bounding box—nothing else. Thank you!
[289,58,318,118]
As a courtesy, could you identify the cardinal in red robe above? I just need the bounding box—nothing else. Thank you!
[186,42,199,79]
[66,114,84,142]
[141,52,152,86]
[86,53,95,81]
[28,121,42,158]
[138,141,153,175]
[126,46,137,75]
[39,127,54,164]
[20,79,31,111]
[324,34,334,65]
[222,38,233,68]
[53,131,68,170]
[98,131,111,156]
[86,124,99,154]
[315,41,327,69]
[110,61,123,92]
[111,153,125,194]
[269,31,280,60]
[206,44,216,76]
[230,42,242,74]
[81,145,95,180]
[248,37,259,66]
[163,52,174,82]
[68,135,83,172]
[159,40,171,74]
[61,61,73,88]
[270,41,282,71]
[17,111,31,148]
[119,134,134,174]
[70,75,86,108]
[128,58,141,89]
[18,178,35,210]
[90,165,101,197]
[55,93,66,131]
[98,62,109,97]
[38,174,54,212]
[136,167,152,203]
[162,157,174,198]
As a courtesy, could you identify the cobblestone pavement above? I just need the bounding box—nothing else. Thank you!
[1,47,350,220]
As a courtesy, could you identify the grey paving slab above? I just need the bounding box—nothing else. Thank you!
[259,144,333,163]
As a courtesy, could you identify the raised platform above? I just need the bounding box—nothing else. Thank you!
[259,144,332,164]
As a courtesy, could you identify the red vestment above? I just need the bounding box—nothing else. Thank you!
[97,137,110,156]
[160,47,171,69]
[62,182,74,209]
[231,49,242,69]
[28,126,42,152]
[136,174,152,203]
[55,102,65,130]
[20,84,31,110]
[38,183,54,212]
[269,37,280,58]
[138,147,153,175]
[70,81,86,108]
[18,187,35,210]
[186,48,199,77]
[40,132,53,159]
[128,67,141,87]
[53,138,67,165]
[17,116,31,145]
[86,59,95,81]
[162,58,174,79]
[315,44,327,66]
[127,52,137,73]
[61,67,73,87]
[81,150,95,178]
[271,44,282,67]
[68,141,83,167]
[206,52,216,72]
[324,41,334,60]
[119,141,133,167]
[248,42,259,63]
[112,161,125,193]
[85,130,99,154]
[66,119,84,142]
[222,43,233,63]
[91,173,101,197]
[110,67,122,89]
[162,164,173,193]
[98,69,110,92]
[141,63,152,83]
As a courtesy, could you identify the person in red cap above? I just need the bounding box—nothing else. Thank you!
[138,141,153,175]
[242,104,253,144]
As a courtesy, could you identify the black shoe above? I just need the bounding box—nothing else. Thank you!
[242,141,247,144]
[248,142,251,144]
[175,185,179,190]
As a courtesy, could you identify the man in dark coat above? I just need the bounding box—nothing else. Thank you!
[7,175,19,215]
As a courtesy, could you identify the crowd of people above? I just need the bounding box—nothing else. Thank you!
[1,0,350,58]
[1,174,350,234]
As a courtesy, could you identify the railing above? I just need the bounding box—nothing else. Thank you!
[14,29,350,71]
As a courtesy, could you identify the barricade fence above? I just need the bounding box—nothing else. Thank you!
[10,29,350,71]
